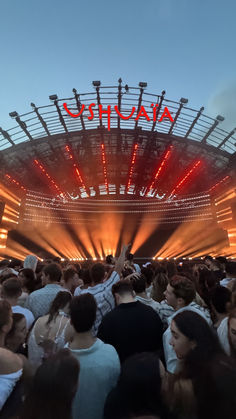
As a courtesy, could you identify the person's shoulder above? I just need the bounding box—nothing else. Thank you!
[97,340,120,361]
[0,348,23,374]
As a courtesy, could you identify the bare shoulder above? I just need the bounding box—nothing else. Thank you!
[0,348,23,375]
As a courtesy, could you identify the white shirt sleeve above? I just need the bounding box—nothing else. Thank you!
[163,326,178,374]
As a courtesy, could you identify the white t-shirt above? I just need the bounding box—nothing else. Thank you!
[12,305,35,330]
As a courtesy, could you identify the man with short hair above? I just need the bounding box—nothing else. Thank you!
[220,261,236,288]
[98,279,163,363]
[163,275,211,373]
[25,263,65,319]
[74,244,130,334]
[131,273,162,314]
[69,294,120,419]
[61,268,82,294]
[1,278,34,330]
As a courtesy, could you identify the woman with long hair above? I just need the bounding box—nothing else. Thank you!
[20,349,79,419]
[5,313,27,354]
[28,291,74,368]
[168,310,236,419]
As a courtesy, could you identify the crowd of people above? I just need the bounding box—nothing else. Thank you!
[0,248,236,418]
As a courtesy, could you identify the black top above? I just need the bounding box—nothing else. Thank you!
[98,301,163,363]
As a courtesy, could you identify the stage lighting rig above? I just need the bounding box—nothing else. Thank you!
[139,82,147,88]
[9,111,18,118]
[92,81,101,87]
[180,98,188,104]
[49,94,58,101]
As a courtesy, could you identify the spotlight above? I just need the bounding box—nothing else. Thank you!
[9,111,18,118]
[139,82,147,88]
[161,90,166,95]
[216,115,224,122]
[30,103,36,108]
[124,84,129,92]
[92,81,101,87]
[49,94,58,101]
[180,98,188,104]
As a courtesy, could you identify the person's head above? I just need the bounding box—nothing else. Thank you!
[170,310,223,366]
[5,313,27,352]
[106,254,115,265]
[115,353,168,419]
[131,274,146,294]
[23,255,38,272]
[0,259,9,269]
[70,294,97,333]
[47,291,72,325]
[204,255,214,269]
[42,263,62,284]
[152,271,169,303]
[165,261,178,280]
[90,263,105,284]
[20,349,80,419]
[62,268,79,292]
[1,277,22,303]
[141,266,154,287]
[210,286,232,315]
[112,279,135,305]
[228,307,236,358]
[225,261,236,278]
[18,268,36,293]
[8,258,22,271]
[126,253,134,262]
[164,276,195,310]
[215,256,227,271]
[0,300,13,337]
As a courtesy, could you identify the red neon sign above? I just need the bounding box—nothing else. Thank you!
[63,103,174,131]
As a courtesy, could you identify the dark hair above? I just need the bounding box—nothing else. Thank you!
[141,267,154,286]
[19,268,36,293]
[169,276,196,305]
[8,259,22,269]
[70,294,97,332]
[6,313,25,343]
[20,349,79,419]
[126,253,134,261]
[152,272,169,302]
[122,267,134,278]
[173,310,224,375]
[198,268,219,306]
[131,274,146,294]
[0,259,9,268]
[204,255,213,262]
[112,280,134,297]
[166,261,178,280]
[106,255,113,264]
[2,278,22,299]
[47,291,72,325]
[80,268,92,286]
[90,263,105,284]
[0,300,11,331]
[63,268,77,283]
[105,353,169,419]
[43,263,62,283]
[210,286,231,314]
[225,261,236,276]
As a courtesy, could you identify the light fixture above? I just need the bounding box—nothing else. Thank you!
[216,115,224,122]
[139,82,147,88]
[49,94,58,101]
[92,81,101,87]
[9,111,18,118]
[180,98,188,104]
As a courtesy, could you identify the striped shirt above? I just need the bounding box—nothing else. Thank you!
[74,271,120,335]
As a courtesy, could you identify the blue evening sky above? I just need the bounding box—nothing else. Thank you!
[0,0,236,132]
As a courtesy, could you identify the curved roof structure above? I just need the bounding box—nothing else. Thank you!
[1,80,236,200]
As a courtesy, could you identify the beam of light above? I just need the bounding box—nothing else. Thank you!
[169,160,202,197]
[126,143,138,192]
[5,174,27,192]
[146,145,173,196]
[214,189,236,206]
[209,175,230,192]
[34,159,65,196]
[100,143,109,194]
[0,183,21,206]
[64,145,88,196]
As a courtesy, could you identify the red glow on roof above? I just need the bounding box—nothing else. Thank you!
[126,143,138,192]
[146,145,173,196]
[169,160,202,197]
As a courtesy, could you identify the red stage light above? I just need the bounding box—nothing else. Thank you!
[169,160,202,197]
[209,175,230,192]
[101,143,109,193]
[5,174,27,192]
[64,145,88,195]
[146,145,173,196]
[34,159,64,196]
[126,143,138,192]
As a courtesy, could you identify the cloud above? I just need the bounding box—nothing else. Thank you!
[207,82,236,132]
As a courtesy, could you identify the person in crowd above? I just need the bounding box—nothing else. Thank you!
[210,285,231,328]
[220,261,236,288]
[131,273,163,314]
[0,300,24,411]
[23,255,38,272]
[98,280,163,363]
[104,352,172,419]
[163,276,211,373]
[61,268,82,294]
[152,268,169,303]
[165,261,178,280]
[8,259,23,273]
[68,294,120,419]
[17,268,37,306]
[141,265,154,297]
[5,313,27,354]
[0,259,10,275]
[217,297,236,360]
[1,278,35,330]
[28,291,74,368]
[197,268,218,307]
[168,310,236,419]
[204,255,224,281]
[20,349,79,419]
[74,244,130,334]
[125,252,141,273]
[25,263,65,319]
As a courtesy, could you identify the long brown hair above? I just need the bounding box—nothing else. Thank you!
[47,291,72,325]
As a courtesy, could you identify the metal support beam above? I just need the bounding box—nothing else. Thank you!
[217,128,236,149]
[184,106,204,138]
[31,103,51,137]
[0,128,15,146]
[168,98,188,135]
[72,88,85,130]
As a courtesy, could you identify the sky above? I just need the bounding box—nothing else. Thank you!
[0,0,236,133]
